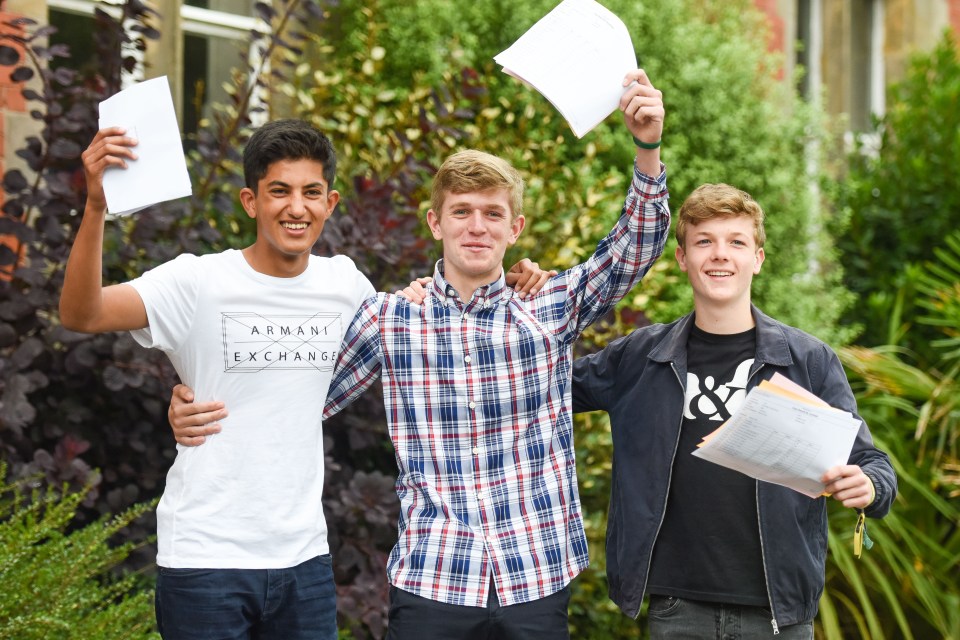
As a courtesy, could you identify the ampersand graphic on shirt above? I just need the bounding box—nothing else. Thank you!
[683,358,754,422]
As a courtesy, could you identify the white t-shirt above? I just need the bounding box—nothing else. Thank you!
[128,249,375,569]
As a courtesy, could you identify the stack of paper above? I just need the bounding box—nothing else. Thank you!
[98,76,193,217]
[692,373,861,498]
[493,0,637,138]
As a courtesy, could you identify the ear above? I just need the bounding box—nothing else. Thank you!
[240,187,257,219]
[675,244,688,272]
[426,209,443,240]
[507,215,526,245]
[753,247,765,274]
[322,190,340,221]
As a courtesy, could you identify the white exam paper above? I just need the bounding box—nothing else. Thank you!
[493,0,637,138]
[692,386,861,498]
[98,76,192,216]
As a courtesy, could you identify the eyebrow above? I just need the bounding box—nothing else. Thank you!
[265,180,326,190]
[693,230,750,239]
[447,201,507,211]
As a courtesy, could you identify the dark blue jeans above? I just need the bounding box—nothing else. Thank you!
[386,584,570,640]
[648,596,814,639]
[155,554,337,640]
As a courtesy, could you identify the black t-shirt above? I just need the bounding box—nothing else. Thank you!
[646,324,768,606]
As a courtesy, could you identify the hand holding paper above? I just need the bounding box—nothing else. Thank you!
[96,76,192,216]
[821,463,876,509]
[81,126,139,215]
[494,0,640,138]
[618,69,664,153]
[692,374,862,498]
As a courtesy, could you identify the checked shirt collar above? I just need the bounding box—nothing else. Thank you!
[428,259,511,313]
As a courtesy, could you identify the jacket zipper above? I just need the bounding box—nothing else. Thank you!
[634,361,686,620]
[756,481,780,634]
[749,362,780,634]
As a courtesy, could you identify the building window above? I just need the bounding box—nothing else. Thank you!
[849,0,885,131]
[46,0,266,136]
[796,0,820,103]
[796,0,884,135]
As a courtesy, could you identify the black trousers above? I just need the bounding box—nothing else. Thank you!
[386,583,571,640]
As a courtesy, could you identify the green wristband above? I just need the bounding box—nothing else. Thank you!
[632,136,661,149]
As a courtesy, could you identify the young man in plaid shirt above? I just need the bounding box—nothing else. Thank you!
[171,68,668,639]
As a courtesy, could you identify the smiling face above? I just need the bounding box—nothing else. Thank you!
[239,158,339,277]
[427,188,525,299]
[676,215,764,327]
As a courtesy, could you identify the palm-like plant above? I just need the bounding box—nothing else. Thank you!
[821,230,960,639]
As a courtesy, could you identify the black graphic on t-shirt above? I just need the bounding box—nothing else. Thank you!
[221,312,341,372]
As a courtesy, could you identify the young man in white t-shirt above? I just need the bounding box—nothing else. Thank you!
[60,120,376,639]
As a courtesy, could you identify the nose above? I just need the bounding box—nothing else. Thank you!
[710,242,729,261]
[466,210,485,233]
[289,192,306,217]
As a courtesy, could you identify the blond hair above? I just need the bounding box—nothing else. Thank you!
[676,183,766,248]
[430,150,524,218]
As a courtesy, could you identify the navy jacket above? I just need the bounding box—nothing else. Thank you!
[572,306,896,629]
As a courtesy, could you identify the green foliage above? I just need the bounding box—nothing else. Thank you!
[316,0,854,345]
[826,54,960,639]
[0,466,158,639]
[832,31,960,352]
[916,231,960,364]
[829,230,960,639]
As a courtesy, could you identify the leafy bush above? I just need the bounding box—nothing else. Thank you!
[315,0,854,345]
[0,465,158,639]
[832,235,960,639]
[831,31,960,353]
[819,31,960,640]
[0,3,174,575]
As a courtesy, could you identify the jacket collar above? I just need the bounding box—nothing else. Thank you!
[649,304,795,368]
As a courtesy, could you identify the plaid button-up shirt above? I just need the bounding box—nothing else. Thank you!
[324,163,669,608]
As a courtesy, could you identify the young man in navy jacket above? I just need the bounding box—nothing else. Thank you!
[572,183,896,638]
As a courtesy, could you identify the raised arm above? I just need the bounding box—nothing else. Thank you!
[559,69,670,335]
[60,127,149,333]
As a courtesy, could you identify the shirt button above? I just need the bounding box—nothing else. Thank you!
[472,446,481,455]
[483,301,490,308]
[468,401,476,409]
[464,355,472,364]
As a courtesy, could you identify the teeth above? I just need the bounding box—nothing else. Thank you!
[707,271,732,276]
[283,222,307,230]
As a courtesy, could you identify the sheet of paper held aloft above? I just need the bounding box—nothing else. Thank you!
[692,373,861,498]
[493,0,636,138]
[98,76,192,217]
